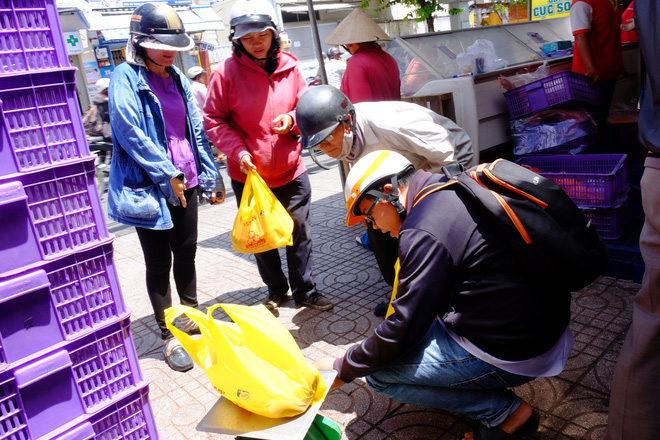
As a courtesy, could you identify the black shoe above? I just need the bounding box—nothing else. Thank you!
[262,290,289,310]
[297,293,334,311]
[163,342,193,372]
[374,301,388,317]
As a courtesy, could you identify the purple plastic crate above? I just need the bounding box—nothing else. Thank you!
[0,318,146,440]
[0,68,90,175]
[0,0,70,76]
[0,269,64,370]
[0,181,43,276]
[504,71,599,119]
[0,239,127,372]
[515,154,627,207]
[582,202,626,240]
[54,385,160,440]
[0,158,109,276]
[44,239,128,340]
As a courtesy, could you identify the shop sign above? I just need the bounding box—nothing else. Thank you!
[63,31,85,55]
[530,0,571,20]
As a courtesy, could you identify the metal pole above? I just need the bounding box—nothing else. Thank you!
[306,0,328,84]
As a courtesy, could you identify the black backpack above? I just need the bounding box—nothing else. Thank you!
[413,159,609,292]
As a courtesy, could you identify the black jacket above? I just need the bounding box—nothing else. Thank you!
[336,170,571,383]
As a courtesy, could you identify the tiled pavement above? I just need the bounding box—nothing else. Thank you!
[105,152,638,440]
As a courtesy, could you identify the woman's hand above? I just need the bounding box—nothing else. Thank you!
[170,176,187,208]
[273,114,293,134]
[240,154,257,175]
[313,359,344,391]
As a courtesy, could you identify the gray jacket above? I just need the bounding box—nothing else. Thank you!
[351,101,477,170]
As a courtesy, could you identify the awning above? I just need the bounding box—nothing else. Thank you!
[87,7,224,44]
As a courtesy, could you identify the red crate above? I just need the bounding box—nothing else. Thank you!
[515,154,627,207]
[504,71,599,119]
[0,0,71,76]
[0,68,90,175]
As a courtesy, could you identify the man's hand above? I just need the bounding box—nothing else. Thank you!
[240,154,257,175]
[211,191,225,204]
[170,176,187,208]
[314,359,345,391]
[273,114,293,134]
[621,18,635,32]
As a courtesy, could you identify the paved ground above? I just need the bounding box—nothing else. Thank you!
[105,152,638,440]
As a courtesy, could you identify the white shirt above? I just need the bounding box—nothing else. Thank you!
[190,80,208,114]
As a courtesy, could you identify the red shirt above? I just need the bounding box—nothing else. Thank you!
[620,1,638,43]
[340,42,401,103]
[570,0,624,81]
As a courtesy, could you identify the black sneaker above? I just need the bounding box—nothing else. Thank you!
[374,301,388,317]
[298,293,334,311]
[262,291,289,310]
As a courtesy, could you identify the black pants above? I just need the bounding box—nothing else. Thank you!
[594,78,617,148]
[232,173,317,302]
[367,223,399,287]
[136,186,199,340]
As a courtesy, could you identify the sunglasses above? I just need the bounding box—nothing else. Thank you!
[363,197,379,223]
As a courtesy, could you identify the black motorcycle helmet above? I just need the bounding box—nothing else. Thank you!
[296,85,356,149]
[130,3,194,50]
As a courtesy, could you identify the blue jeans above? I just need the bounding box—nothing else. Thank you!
[366,320,533,427]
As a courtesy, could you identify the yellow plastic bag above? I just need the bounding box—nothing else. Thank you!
[232,170,293,253]
[165,303,326,418]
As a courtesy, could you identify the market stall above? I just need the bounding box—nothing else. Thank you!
[385,16,640,154]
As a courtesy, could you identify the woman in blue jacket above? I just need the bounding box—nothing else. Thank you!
[107,3,224,372]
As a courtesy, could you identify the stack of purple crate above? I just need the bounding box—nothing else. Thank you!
[515,154,629,240]
[0,1,160,439]
[505,71,599,156]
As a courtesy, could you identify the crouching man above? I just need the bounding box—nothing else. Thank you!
[315,150,574,440]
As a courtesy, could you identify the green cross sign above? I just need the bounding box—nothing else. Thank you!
[67,35,79,46]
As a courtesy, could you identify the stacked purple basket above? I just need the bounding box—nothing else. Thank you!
[0,1,160,439]
[515,154,628,239]
[505,70,600,156]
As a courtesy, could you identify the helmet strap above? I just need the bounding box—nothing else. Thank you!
[366,175,406,215]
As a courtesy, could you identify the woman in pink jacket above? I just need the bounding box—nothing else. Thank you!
[204,0,333,311]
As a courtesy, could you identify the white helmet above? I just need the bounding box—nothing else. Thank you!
[186,66,206,79]
[95,77,110,91]
[229,0,278,41]
[344,150,414,227]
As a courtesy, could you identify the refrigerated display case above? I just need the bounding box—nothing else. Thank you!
[385,16,640,155]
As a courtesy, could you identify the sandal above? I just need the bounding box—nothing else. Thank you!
[475,411,539,439]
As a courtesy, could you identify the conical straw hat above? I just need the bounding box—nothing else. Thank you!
[324,8,391,45]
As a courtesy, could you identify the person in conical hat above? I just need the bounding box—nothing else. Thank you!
[324,7,400,103]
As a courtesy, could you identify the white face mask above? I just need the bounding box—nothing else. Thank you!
[334,130,355,162]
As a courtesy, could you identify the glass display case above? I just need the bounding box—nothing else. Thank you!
[386,17,574,97]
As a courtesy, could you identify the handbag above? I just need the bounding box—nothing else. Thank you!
[165,303,327,418]
[232,170,294,253]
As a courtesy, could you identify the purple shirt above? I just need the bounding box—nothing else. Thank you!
[147,70,199,188]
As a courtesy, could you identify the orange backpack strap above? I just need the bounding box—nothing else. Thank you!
[412,181,458,208]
